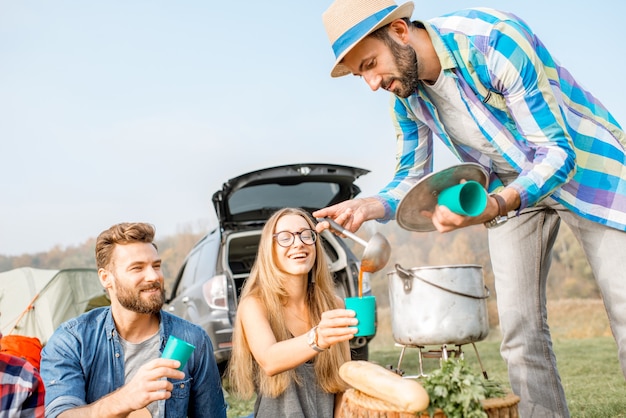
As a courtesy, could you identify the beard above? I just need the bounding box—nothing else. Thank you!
[114,278,164,315]
[384,40,420,98]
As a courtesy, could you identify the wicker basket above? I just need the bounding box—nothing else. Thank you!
[340,388,520,418]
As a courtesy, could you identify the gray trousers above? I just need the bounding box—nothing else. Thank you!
[487,198,626,418]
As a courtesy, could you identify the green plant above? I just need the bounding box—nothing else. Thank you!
[418,358,505,418]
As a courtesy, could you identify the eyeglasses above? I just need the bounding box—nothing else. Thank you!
[273,229,317,247]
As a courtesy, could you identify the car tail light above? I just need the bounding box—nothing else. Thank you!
[202,274,228,310]
[350,260,372,295]
[360,267,372,294]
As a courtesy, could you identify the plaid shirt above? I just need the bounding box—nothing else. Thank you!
[377,8,626,231]
[0,353,44,418]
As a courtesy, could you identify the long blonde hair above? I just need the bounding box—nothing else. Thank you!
[227,208,350,398]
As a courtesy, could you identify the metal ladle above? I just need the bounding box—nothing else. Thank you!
[318,217,391,273]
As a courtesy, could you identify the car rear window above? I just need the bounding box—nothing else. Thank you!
[228,182,340,219]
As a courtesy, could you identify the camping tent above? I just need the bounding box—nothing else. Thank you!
[0,267,110,345]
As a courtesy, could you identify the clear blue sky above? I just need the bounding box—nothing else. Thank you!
[1,1,624,256]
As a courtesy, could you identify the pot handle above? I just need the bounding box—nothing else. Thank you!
[395,263,414,292]
[395,264,490,299]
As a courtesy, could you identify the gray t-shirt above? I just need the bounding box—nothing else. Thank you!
[119,332,161,417]
[254,361,334,418]
[423,70,518,181]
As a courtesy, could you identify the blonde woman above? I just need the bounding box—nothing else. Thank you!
[228,207,358,417]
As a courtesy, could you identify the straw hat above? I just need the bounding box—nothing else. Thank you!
[322,0,415,77]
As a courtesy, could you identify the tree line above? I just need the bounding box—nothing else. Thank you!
[0,228,205,292]
[0,221,597,302]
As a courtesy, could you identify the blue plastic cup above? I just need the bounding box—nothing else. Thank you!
[438,181,487,217]
[161,335,195,370]
[345,296,376,337]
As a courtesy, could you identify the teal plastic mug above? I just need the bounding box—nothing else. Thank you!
[161,335,195,370]
[437,180,487,217]
[345,296,376,337]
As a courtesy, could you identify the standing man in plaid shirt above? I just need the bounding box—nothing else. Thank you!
[317,0,626,416]
[0,329,45,418]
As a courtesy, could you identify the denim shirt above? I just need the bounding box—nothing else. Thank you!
[40,307,227,418]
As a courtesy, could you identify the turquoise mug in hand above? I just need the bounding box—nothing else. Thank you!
[345,296,376,337]
[437,180,487,217]
[161,335,195,370]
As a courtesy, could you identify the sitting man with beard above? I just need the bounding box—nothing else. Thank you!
[40,222,227,418]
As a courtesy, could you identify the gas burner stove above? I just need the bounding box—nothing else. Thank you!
[393,342,488,379]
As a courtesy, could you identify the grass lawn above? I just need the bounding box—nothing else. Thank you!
[224,336,626,417]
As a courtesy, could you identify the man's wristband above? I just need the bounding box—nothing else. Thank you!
[484,193,508,229]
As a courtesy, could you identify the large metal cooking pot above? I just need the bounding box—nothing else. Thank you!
[388,263,490,346]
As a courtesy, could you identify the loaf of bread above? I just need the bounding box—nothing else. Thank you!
[339,360,429,412]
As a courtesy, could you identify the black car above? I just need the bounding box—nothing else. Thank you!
[165,163,376,372]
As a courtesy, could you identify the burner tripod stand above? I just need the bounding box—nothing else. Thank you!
[394,342,489,379]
